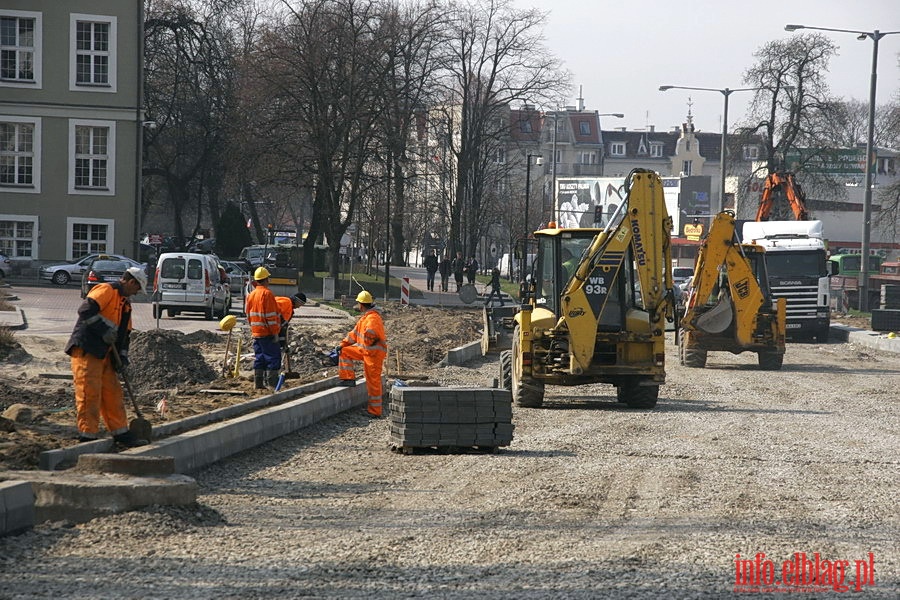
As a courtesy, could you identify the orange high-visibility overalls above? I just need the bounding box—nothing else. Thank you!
[338,308,387,416]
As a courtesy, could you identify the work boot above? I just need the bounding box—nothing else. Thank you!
[265,370,280,389]
[113,431,149,447]
[254,369,266,390]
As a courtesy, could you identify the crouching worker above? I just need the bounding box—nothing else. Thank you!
[65,267,148,447]
[337,291,387,417]
[275,292,307,350]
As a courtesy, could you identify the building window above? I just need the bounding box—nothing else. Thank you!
[69,120,115,195]
[681,160,692,176]
[519,119,532,133]
[650,143,663,158]
[610,142,626,157]
[495,148,506,164]
[0,11,41,87]
[0,216,37,258]
[553,149,561,164]
[70,14,117,92]
[743,145,759,160]
[0,118,40,191]
[69,218,113,258]
[579,121,591,135]
[580,152,597,165]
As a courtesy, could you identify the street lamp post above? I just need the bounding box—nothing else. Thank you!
[659,85,770,214]
[522,153,542,280]
[785,24,900,312]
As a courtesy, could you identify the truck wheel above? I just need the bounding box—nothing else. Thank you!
[499,350,512,391]
[167,308,177,318]
[758,351,784,370]
[617,379,659,409]
[511,327,544,408]
[815,324,830,343]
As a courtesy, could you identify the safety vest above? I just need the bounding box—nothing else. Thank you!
[246,285,280,338]
[342,308,387,356]
[275,296,295,325]
[65,282,132,359]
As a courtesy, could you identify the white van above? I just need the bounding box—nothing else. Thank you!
[152,252,231,319]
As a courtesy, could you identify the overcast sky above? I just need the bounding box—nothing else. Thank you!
[509,0,900,136]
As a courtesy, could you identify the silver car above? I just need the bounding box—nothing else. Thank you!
[39,253,142,285]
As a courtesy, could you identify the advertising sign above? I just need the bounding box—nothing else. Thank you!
[784,148,868,175]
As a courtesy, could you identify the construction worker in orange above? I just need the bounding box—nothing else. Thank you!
[336,290,387,417]
[246,267,281,390]
[65,267,149,447]
[275,292,307,349]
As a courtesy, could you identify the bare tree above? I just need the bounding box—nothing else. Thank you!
[437,0,568,258]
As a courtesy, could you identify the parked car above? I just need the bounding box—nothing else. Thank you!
[186,238,216,254]
[152,252,231,320]
[39,253,143,285]
[80,258,135,298]
[220,260,252,300]
[0,253,11,278]
[673,266,694,287]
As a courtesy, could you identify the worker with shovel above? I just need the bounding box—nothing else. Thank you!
[65,267,149,447]
[246,267,281,390]
[275,292,307,350]
[336,290,387,417]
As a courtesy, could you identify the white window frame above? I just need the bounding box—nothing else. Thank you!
[0,10,41,89]
[650,143,664,158]
[0,214,38,259]
[743,145,759,160]
[68,119,115,195]
[67,217,114,260]
[610,142,626,157]
[682,160,693,177]
[580,151,597,165]
[69,13,117,93]
[495,148,506,164]
[0,116,41,192]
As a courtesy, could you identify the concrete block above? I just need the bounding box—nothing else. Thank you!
[0,480,35,536]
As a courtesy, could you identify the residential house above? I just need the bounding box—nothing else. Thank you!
[0,0,142,269]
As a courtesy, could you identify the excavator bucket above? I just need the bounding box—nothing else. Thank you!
[694,296,734,334]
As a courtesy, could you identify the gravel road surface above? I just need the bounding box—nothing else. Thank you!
[1,336,897,599]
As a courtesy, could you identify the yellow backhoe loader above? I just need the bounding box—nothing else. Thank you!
[678,211,786,369]
[497,169,676,409]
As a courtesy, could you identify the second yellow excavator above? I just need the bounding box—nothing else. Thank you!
[679,211,786,370]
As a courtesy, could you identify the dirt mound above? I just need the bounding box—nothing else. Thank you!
[128,330,219,393]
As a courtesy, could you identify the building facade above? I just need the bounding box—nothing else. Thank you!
[0,0,142,267]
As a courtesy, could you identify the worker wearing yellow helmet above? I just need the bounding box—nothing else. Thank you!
[246,266,281,389]
[336,290,387,417]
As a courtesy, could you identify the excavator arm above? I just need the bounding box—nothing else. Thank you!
[755,172,810,221]
[682,211,768,346]
[559,169,674,372]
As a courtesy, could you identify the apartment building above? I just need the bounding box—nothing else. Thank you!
[0,0,142,267]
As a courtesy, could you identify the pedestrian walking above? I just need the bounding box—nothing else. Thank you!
[439,253,451,292]
[484,267,505,306]
[246,267,281,390]
[451,251,465,292]
[336,291,387,418]
[424,249,439,292]
[465,255,479,285]
[65,267,149,446]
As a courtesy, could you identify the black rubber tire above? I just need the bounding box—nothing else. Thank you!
[758,351,784,370]
[816,324,830,343]
[499,350,512,390]
[617,379,659,409]
[167,308,177,318]
[511,326,544,408]
[682,344,707,368]
[52,271,70,285]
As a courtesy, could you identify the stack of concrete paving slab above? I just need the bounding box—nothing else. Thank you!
[389,386,513,450]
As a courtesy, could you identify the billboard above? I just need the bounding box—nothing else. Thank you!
[784,148,868,175]
[555,176,711,236]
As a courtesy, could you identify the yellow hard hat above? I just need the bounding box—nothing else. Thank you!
[219,314,237,332]
[356,290,374,304]
[253,266,271,281]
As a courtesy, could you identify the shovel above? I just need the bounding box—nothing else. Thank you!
[110,349,153,442]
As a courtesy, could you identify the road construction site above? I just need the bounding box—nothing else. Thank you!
[0,271,898,598]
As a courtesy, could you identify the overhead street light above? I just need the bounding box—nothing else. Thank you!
[659,84,777,214]
[522,153,542,280]
[786,24,900,312]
